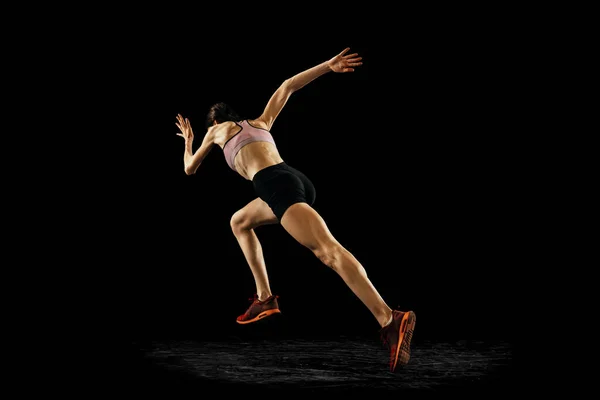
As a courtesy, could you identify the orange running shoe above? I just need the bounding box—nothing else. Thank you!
[380,310,416,372]
[236,294,281,324]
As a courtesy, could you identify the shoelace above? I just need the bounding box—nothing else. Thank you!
[247,294,279,303]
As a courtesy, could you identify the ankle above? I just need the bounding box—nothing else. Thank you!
[381,312,393,328]
[257,292,272,302]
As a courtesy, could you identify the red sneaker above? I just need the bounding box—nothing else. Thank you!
[236,294,281,324]
[380,310,416,372]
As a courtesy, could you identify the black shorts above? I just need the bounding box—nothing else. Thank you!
[252,162,316,221]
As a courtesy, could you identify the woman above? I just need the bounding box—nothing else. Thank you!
[175,47,415,372]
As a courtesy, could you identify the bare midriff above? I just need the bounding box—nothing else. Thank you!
[233,141,284,181]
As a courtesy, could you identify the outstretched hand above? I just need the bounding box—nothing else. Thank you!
[175,114,194,143]
[328,47,363,73]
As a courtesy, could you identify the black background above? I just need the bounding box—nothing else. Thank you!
[89,13,517,345]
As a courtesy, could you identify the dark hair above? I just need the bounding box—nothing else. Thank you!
[205,102,242,129]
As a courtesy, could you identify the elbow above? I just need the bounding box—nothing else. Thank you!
[282,78,297,94]
[184,164,196,175]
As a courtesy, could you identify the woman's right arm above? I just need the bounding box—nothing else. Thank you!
[176,114,215,175]
[256,47,363,130]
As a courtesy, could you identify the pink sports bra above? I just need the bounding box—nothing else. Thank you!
[222,120,278,172]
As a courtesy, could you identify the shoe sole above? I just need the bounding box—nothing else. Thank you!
[392,311,416,371]
[236,308,281,325]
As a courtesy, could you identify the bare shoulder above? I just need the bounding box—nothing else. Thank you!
[247,119,270,131]
[211,121,242,147]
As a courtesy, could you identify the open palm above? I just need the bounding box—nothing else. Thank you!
[175,113,194,142]
[328,47,363,73]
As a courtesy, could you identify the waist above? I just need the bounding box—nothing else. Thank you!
[251,162,290,182]
[234,142,283,179]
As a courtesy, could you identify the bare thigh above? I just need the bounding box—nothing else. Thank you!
[280,202,339,251]
[231,197,279,230]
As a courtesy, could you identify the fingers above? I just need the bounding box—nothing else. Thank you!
[345,57,362,64]
[175,115,193,131]
[338,47,350,57]
[341,50,362,68]
[176,114,187,127]
[176,114,191,139]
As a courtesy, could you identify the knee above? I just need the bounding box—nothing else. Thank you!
[313,243,345,271]
[230,211,249,235]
